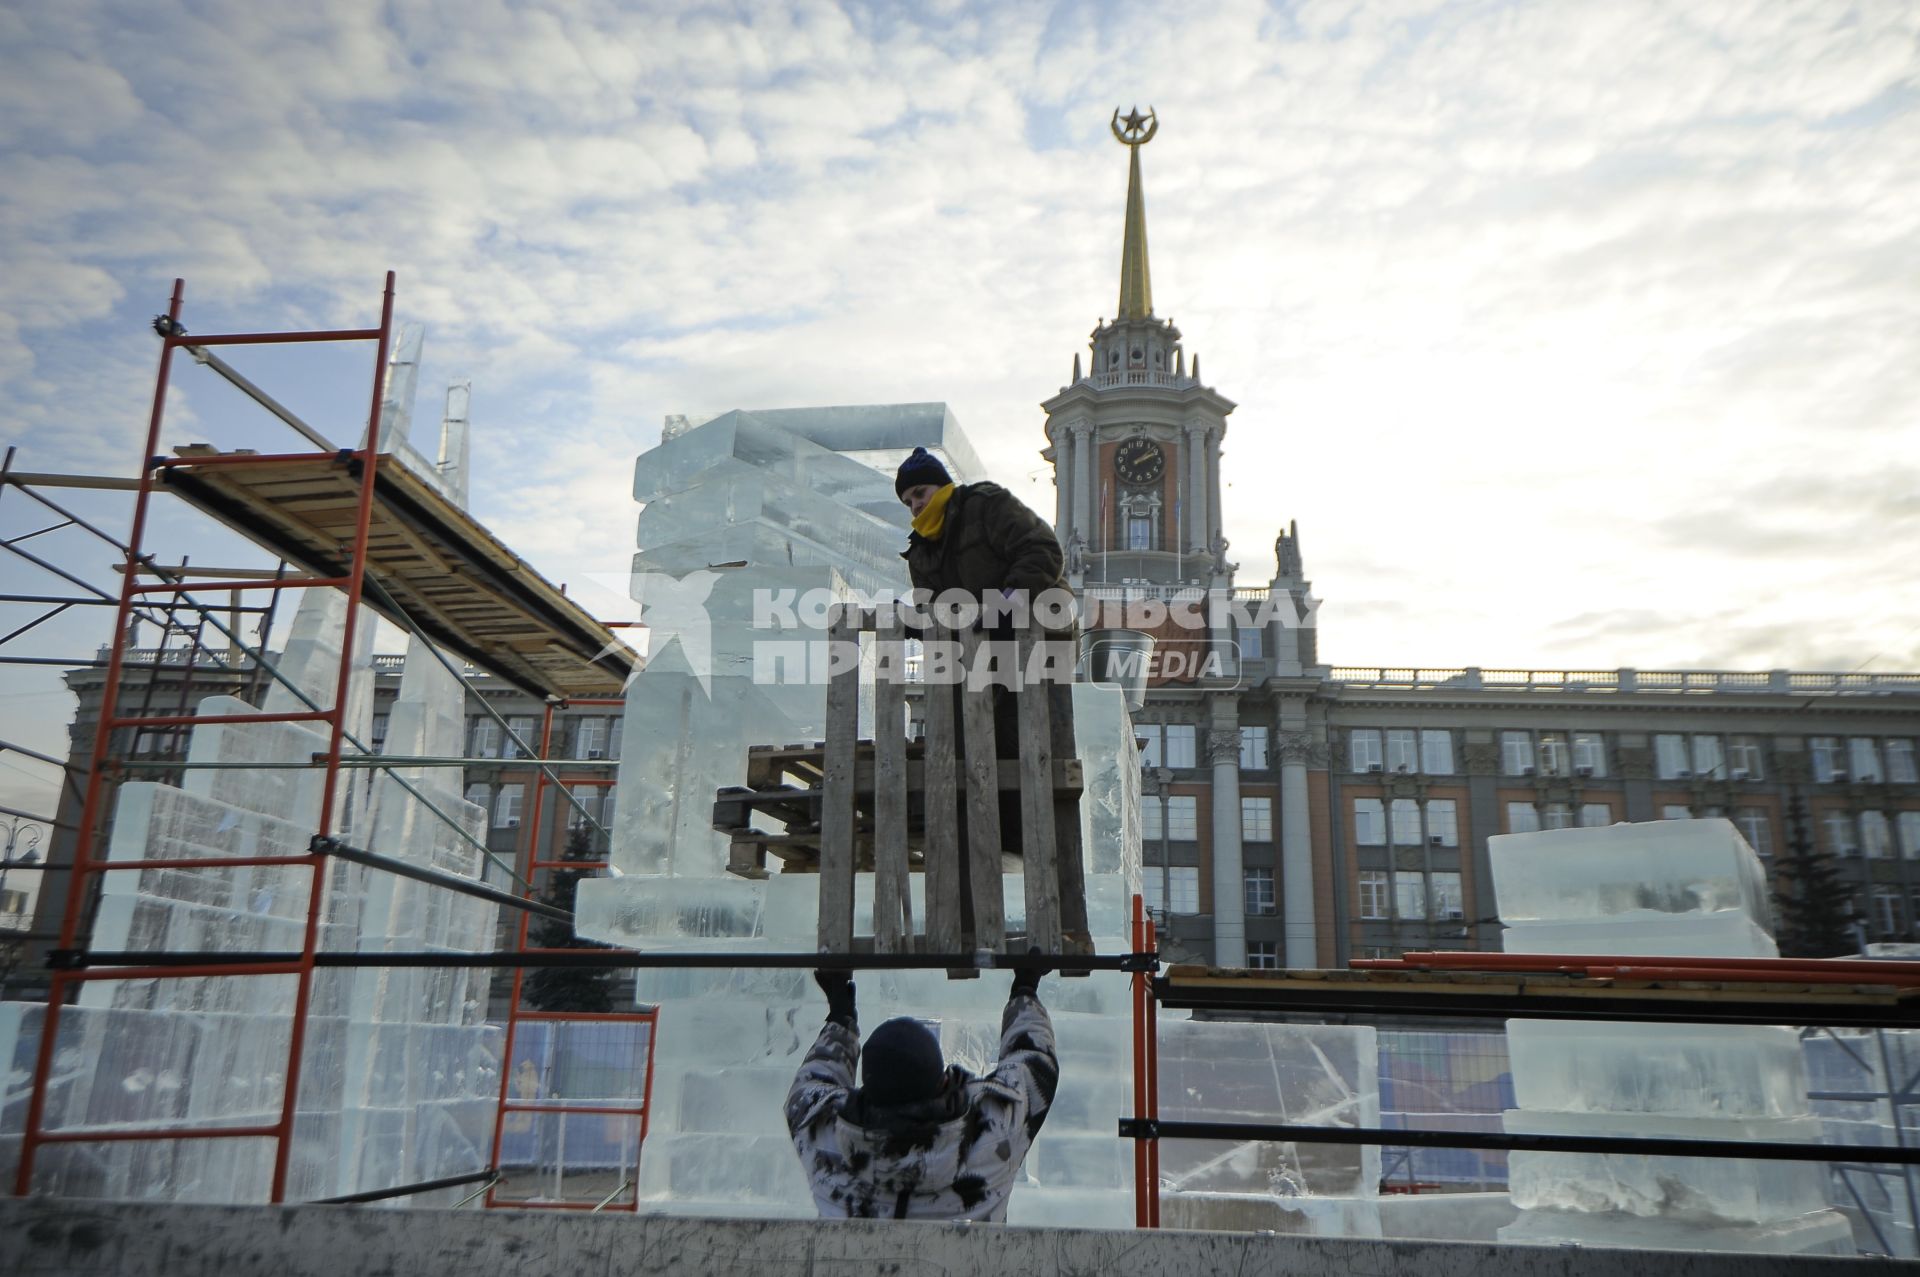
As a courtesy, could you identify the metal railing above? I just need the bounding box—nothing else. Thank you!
[1328,666,1920,696]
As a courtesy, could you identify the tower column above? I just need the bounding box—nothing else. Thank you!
[1052,425,1071,532]
[1205,427,1223,553]
[1184,422,1207,560]
[1073,421,1096,551]
[1274,720,1319,968]
[1207,707,1245,968]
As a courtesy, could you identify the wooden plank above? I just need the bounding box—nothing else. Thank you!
[958,627,1005,951]
[816,603,860,953]
[1046,663,1092,958]
[1015,627,1060,952]
[871,612,911,953]
[922,631,963,955]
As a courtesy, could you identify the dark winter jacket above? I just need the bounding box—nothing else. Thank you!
[903,481,1069,606]
[785,993,1058,1221]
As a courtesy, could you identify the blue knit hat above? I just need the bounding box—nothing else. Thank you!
[861,1016,945,1106]
[894,447,953,499]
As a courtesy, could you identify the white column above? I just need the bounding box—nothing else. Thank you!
[1275,726,1318,968]
[1184,423,1206,556]
[1059,422,1075,533]
[1204,426,1221,553]
[1207,715,1246,968]
[1074,423,1096,550]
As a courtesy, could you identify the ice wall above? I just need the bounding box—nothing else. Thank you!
[1489,818,1851,1255]
[1,363,503,1203]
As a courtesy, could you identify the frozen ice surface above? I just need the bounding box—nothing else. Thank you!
[1507,1021,1810,1118]
[635,470,910,587]
[1504,1110,1834,1221]
[1490,818,1775,927]
[1502,913,1779,959]
[1161,1192,1386,1238]
[1498,1204,1857,1255]
[1155,1018,1380,1201]
[1378,1192,1518,1242]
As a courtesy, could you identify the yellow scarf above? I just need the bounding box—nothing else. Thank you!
[911,482,956,539]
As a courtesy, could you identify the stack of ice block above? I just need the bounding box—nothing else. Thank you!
[579,683,1144,1226]
[1490,818,1851,1254]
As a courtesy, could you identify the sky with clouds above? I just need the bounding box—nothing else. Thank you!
[2,0,1918,808]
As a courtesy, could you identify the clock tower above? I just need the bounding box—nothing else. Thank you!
[1041,107,1238,591]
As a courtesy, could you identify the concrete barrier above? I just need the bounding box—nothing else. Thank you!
[3,1197,1905,1276]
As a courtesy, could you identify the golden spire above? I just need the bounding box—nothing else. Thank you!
[1111,105,1158,321]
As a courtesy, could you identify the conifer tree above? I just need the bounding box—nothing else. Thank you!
[524,823,617,1011]
[1771,791,1857,959]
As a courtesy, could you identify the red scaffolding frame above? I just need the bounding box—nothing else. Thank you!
[13,275,398,1201]
[486,696,655,1211]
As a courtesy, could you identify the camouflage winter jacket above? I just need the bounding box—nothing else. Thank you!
[784,993,1058,1221]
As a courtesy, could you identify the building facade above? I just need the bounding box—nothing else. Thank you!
[1047,110,1920,969]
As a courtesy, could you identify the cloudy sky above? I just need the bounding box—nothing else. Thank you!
[2,0,1918,808]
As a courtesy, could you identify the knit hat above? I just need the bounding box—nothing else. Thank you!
[894,447,953,499]
[860,1016,945,1106]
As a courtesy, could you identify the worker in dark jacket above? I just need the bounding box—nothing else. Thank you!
[895,446,1071,607]
[786,964,1057,1221]
[894,449,1086,948]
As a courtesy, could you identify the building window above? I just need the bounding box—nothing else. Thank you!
[1872,884,1903,936]
[1126,516,1152,550]
[1851,738,1883,782]
[1166,795,1197,840]
[1390,799,1422,846]
[1431,871,1464,921]
[1661,804,1693,820]
[1353,798,1385,846]
[1237,627,1264,660]
[1421,730,1453,775]
[1537,732,1569,777]
[494,784,524,828]
[1246,941,1279,970]
[1810,737,1842,783]
[1163,724,1196,769]
[1727,736,1765,781]
[1571,731,1606,777]
[566,786,596,830]
[607,716,624,760]
[1899,811,1920,861]
[574,716,609,759]
[1654,734,1689,780]
[1165,866,1199,914]
[1506,802,1540,834]
[1501,731,1532,775]
[1240,726,1268,771]
[1862,810,1893,860]
[1735,807,1774,856]
[1387,729,1418,774]
[1350,729,1383,773]
[1426,799,1459,847]
[1395,874,1428,921]
[502,715,537,760]
[1358,871,1390,919]
[1824,811,1859,857]
[602,785,617,824]
[1692,735,1725,780]
[1141,723,1197,769]
[1241,797,1272,841]
[464,783,490,814]
[1886,739,1916,784]
[1542,802,1573,830]
[469,716,501,759]
[1578,802,1612,828]
[1245,868,1276,916]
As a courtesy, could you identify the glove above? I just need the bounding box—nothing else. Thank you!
[1009,947,1050,1000]
[814,968,857,1028]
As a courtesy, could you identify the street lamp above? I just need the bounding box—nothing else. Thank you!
[0,814,45,924]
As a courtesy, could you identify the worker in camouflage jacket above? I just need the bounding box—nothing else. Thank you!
[785,963,1058,1221]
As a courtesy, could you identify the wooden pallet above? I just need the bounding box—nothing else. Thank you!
[711,607,1093,966]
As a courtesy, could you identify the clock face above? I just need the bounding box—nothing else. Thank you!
[1114,438,1165,486]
